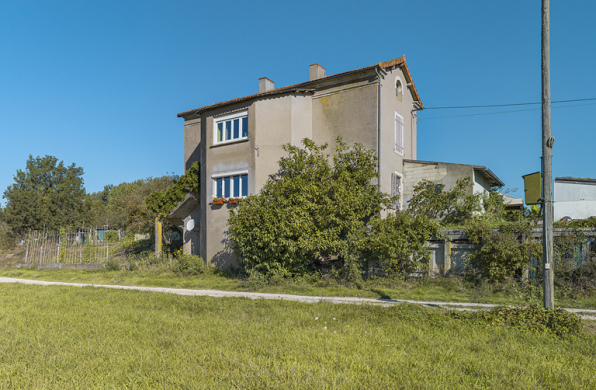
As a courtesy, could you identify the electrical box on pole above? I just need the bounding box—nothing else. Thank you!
[522,172,542,206]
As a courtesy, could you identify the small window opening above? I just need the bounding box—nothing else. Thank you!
[396,79,403,100]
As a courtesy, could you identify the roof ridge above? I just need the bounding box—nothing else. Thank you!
[177,56,420,117]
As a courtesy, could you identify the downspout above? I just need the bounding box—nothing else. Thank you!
[374,67,384,188]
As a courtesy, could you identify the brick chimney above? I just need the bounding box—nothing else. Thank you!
[258,77,275,93]
[309,63,326,81]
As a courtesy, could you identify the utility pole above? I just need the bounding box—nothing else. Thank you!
[542,0,555,309]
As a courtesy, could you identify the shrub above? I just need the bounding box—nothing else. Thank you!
[0,221,16,250]
[104,230,119,243]
[105,259,120,271]
[454,305,583,337]
[365,212,439,278]
[173,254,205,276]
[465,219,540,282]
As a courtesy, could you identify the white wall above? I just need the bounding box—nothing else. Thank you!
[554,181,596,220]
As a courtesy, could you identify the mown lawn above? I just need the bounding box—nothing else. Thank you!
[0,283,594,388]
[3,267,596,309]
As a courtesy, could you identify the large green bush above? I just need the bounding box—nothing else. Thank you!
[228,138,392,276]
[465,219,541,282]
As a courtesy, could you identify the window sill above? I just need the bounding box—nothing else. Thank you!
[210,138,249,148]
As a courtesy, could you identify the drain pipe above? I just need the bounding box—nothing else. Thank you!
[374,67,384,189]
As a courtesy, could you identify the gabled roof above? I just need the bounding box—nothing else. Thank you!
[177,56,422,118]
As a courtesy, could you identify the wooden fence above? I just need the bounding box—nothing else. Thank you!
[23,229,118,265]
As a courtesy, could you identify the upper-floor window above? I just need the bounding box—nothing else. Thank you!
[213,172,248,199]
[395,112,404,155]
[214,111,248,144]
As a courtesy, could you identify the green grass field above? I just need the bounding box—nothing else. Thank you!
[0,283,594,388]
[3,267,596,310]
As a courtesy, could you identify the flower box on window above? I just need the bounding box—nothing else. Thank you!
[212,197,226,205]
[228,198,239,204]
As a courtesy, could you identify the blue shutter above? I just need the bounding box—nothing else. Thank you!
[242,117,248,137]
[225,121,232,141]
[241,174,248,196]
[224,177,230,197]
[216,178,223,197]
[233,176,240,197]
[233,119,240,139]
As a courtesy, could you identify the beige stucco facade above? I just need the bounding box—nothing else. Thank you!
[177,57,424,268]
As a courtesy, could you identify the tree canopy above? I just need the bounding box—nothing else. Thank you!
[2,155,86,232]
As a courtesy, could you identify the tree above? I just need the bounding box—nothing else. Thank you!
[227,138,392,276]
[2,155,86,233]
[408,177,481,226]
[85,175,177,233]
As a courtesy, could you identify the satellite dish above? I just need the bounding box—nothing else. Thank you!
[186,219,195,231]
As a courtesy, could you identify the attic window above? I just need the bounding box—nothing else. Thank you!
[395,77,403,101]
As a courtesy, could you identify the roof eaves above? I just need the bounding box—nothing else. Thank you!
[177,88,316,118]
[474,167,505,187]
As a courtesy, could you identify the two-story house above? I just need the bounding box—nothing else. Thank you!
[176,56,423,267]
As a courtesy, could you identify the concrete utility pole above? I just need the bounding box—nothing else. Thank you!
[542,0,555,309]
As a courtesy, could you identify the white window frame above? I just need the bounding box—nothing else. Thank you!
[211,170,249,200]
[395,112,404,156]
[391,172,403,211]
[213,110,248,145]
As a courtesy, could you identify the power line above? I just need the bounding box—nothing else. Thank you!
[423,97,596,110]
[420,101,596,120]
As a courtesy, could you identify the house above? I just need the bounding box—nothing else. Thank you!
[176,56,423,267]
[554,177,596,221]
[402,160,504,210]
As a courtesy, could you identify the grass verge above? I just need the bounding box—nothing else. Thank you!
[0,283,594,388]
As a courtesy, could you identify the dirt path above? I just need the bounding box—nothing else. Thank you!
[1,276,595,320]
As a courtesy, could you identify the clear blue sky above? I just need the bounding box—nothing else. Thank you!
[1,0,595,207]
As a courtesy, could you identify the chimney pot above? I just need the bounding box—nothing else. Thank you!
[309,63,326,81]
[259,77,275,93]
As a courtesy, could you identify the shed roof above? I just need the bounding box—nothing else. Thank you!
[404,159,505,187]
[555,177,596,185]
[177,56,422,118]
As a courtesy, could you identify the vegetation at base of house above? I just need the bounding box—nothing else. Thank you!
[0,283,594,389]
[228,138,438,279]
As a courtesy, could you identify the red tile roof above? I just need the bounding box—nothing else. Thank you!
[177,56,422,118]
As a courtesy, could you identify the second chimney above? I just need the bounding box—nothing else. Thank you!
[309,63,326,81]
[259,77,275,93]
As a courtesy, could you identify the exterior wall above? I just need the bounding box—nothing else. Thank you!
[201,102,255,268]
[183,207,201,255]
[554,181,596,220]
[311,74,377,153]
[184,118,201,170]
[253,94,295,190]
[379,67,418,195]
